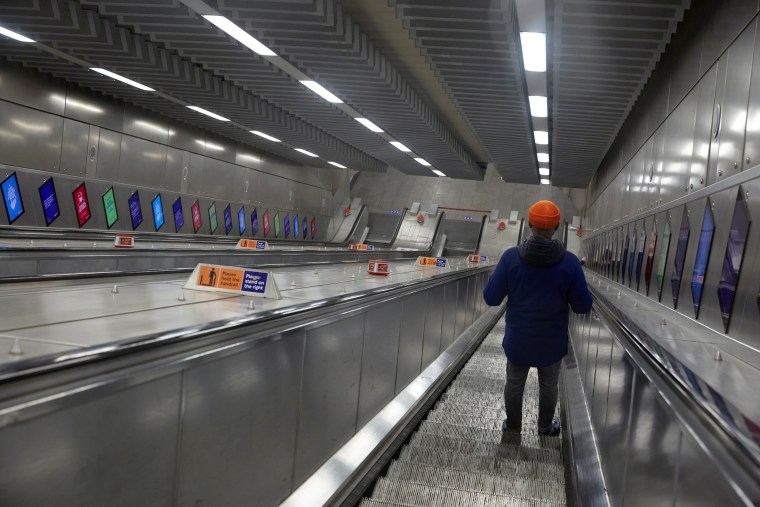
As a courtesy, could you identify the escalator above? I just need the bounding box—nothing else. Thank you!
[360,319,566,507]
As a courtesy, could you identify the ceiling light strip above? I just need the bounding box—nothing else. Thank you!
[202,16,275,56]
[91,68,154,91]
[187,105,230,122]
[0,26,35,43]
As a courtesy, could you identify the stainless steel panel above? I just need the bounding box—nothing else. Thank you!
[119,136,168,189]
[0,375,181,507]
[602,342,634,507]
[294,313,365,485]
[715,21,756,182]
[167,121,202,153]
[95,128,122,182]
[0,100,64,173]
[0,64,65,115]
[59,118,89,177]
[663,90,698,202]
[584,314,600,401]
[649,126,666,210]
[622,383,681,507]
[63,85,124,132]
[690,65,718,193]
[163,147,183,192]
[85,126,99,178]
[699,0,760,76]
[441,281,458,350]
[454,279,468,339]
[744,17,760,170]
[177,331,304,507]
[592,325,613,459]
[204,135,236,164]
[421,285,444,368]
[123,110,169,145]
[200,158,243,202]
[674,430,747,507]
[357,302,403,428]
[395,292,428,393]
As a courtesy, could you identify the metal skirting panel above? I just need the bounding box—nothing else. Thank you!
[566,302,759,506]
[0,268,492,506]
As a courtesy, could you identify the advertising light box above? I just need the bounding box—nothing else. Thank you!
[209,203,218,234]
[128,191,143,230]
[191,200,202,233]
[102,187,118,229]
[274,211,281,238]
[311,218,316,240]
[173,197,184,232]
[38,178,60,226]
[263,210,270,237]
[251,208,259,236]
[2,172,25,225]
[284,213,291,238]
[72,182,91,228]
[303,215,308,239]
[152,194,165,232]
[238,207,245,236]
[223,204,232,235]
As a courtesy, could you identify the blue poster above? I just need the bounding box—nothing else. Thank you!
[128,191,143,230]
[1,172,24,224]
[284,213,291,238]
[242,270,268,294]
[303,215,308,239]
[223,205,232,235]
[238,207,246,235]
[293,215,299,239]
[38,178,60,226]
[152,194,164,232]
[172,197,184,232]
[436,258,447,267]
[251,209,258,236]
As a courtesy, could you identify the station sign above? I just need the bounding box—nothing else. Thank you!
[390,209,401,215]
[114,234,135,248]
[236,239,269,250]
[348,243,374,251]
[185,263,281,299]
[467,254,488,263]
[368,260,390,276]
[416,256,449,268]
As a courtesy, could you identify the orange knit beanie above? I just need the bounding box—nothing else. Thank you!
[528,200,561,229]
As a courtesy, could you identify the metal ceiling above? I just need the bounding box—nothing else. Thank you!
[551,0,690,188]
[0,0,690,187]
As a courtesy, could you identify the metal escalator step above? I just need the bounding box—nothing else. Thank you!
[386,461,566,504]
[372,478,492,507]
[359,499,408,507]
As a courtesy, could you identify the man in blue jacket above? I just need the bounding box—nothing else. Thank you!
[483,200,592,436]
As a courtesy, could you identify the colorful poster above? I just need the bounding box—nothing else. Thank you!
[251,208,259,236]
[152,194,164,232]
[128,191,143,230]
[263,210,270,237]
[238,207,245,235]
[102,187,118,229]
[274,211,280,238]
[284,213,291,238]
[72,183,91,228]
[311,217,316,239]
[303,215,308,239]
[38,178,60,226]
[293,215,299,239]
[1,172,24,224]
[191,200,202,233]
[173,197,184,232]
[208,203,218,233]
[223,204,232,235]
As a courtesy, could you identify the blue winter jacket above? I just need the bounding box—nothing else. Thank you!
[483,236,593,367]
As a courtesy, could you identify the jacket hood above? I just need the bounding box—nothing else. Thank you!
[518,236,566,267]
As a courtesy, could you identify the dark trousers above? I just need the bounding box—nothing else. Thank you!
[504,359,562,433]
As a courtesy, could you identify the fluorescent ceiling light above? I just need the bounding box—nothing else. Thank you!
[414,158,431,166]
[0,26,35,43]
[529,96,548,117]
[295,148,318,157]
[520,32,546,72]
[250,130,281,142]
[432,169,447,177]
[300,80,343,103]
[328,161,347,168]
[534,130,548,145]
[203,15,275,56]
[91,68,154,91]
[355,118,383,133]
[539,168,550,176]
[390,141,411,152]
[540,178,551,185]
[187,105,230,122]
[537,153,549,163]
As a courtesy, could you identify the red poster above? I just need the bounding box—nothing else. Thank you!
[191,200,202,233]
[310,217,316,240]
[263,210,270,237]
[72,183,91,227]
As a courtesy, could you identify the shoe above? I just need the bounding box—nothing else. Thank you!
[501,418,521,433]
[538,416,561,437]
